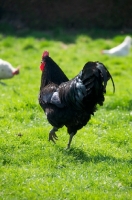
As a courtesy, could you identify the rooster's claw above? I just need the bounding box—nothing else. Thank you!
[49,130,58,144]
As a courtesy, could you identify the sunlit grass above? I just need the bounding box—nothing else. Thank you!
[0,26,132,199]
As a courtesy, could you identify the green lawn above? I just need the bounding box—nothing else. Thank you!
[0,26,132,200]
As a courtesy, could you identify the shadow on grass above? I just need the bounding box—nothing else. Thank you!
[59,146,132,165]
[0,22,131,44]
[0,81,7,86]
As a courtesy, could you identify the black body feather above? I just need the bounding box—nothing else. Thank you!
[39,54,115,148]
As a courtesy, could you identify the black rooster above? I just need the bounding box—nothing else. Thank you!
[39,51,115,148]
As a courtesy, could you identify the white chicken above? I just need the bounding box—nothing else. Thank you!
[102,36,132,56]
[0,59,20,80]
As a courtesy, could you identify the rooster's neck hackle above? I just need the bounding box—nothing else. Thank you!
[40,56,69,90]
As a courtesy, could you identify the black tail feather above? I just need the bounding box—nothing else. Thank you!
[96,62,115,93]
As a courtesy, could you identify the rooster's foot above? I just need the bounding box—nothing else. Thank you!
[49,127,58,144]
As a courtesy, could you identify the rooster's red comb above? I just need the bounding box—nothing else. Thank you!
[42,51,49,57]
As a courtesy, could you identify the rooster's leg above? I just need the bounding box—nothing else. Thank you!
[49,127,58,144]
[67,133,74,149]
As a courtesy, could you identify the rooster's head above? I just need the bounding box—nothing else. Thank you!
[40,51,49,71]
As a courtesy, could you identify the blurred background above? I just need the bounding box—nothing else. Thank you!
[0,0,132,31]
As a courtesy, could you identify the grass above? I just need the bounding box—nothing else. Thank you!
[0,25,132,199]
